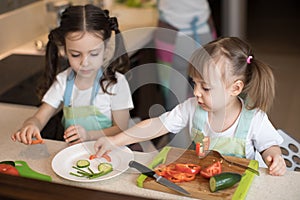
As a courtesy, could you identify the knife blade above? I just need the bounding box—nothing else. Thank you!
[129,160,190,196]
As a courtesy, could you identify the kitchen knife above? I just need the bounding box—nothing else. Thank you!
[129,160,190,196]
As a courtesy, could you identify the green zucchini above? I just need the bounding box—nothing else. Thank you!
[76,160,90,168]
[98,163,113,175]
[209,172,242,192]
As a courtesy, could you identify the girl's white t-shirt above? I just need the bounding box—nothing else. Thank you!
[159,97,283,160]
[42,68,134,121]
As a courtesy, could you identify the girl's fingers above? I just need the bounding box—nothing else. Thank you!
[64,131,80,143]
[269,156,286,176]
[26,127,35,144]
[64,127,76,138]
[12,126,41,145]
[14,131,22,142]
[68,138,81,145]
[35,133,43,141]
[11,131,19,141]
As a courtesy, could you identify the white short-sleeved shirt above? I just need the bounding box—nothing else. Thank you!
[159,97,283,160]
[158,0,211,34]
[42,68,134,121]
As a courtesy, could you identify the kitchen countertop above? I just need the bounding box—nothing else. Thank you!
[0,103,300,200]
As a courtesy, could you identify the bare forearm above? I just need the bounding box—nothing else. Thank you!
[22,103,57,131]
[22,116,44,131]
[94,118,169,157]
[88,125,123,140]
[111,117,169,146]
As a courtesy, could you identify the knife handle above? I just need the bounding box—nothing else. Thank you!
[129,160,155,177]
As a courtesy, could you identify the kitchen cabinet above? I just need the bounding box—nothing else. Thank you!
[0,0,39,14]
[0,54,44,106]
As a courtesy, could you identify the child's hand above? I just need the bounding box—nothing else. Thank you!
[11,125,42,145]
[64,125,89,145]
[266,154,287,176]
[262,145,286,176]
[94,136,116,158]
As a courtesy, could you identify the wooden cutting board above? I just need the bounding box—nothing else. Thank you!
[136,146,259,200]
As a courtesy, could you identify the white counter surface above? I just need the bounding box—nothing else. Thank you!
[0,103,299,200]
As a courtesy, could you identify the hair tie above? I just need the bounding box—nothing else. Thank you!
[247,56,253,64]
[108,17,119,31]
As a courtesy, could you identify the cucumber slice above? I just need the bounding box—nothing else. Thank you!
[98,163,113,175]
[76,160,90,168]
[209,172,242,192]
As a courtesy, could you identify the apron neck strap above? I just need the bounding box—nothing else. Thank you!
[63,69,103,106]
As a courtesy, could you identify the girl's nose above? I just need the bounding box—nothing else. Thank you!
[81,55,89,67]
[193,85,202,98]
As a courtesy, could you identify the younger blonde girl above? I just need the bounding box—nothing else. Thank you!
[94,37,286,176]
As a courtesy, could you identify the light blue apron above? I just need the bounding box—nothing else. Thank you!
[191,106,255,158]
[62,69,112,131]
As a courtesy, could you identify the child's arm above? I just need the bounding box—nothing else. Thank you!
[261,145,286,176]
[94,117,169,157]
[11,103,57,145]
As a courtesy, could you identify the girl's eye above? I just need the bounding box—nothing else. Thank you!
[71,54,80,58]
[90,52,100,56]
[190,80,195,88]
[202,87,210,92]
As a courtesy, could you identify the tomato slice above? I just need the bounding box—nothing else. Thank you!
[175,163,201,174]
[89,154,97,160]
[0,164,19,176]
[89,154,112,162]
[200,161,222,179]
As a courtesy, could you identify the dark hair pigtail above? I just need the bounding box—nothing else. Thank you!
[101,12,130,93]
[111,24,130,74]
[37,30,61,99]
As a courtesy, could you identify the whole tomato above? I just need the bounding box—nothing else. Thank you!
[0,164,19,176]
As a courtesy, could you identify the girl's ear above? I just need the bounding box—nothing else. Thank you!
[230,80,244,96]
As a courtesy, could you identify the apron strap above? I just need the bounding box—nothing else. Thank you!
[235,107,255,139]
[63,70,75,106]
[192,105,206,131]
[63,69,103,106]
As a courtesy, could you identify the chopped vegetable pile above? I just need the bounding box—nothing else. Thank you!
[70,159,113,179]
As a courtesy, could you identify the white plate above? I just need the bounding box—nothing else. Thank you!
[51,141,134,182]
